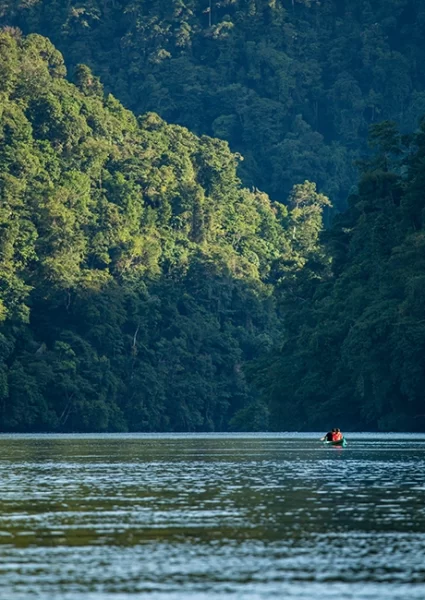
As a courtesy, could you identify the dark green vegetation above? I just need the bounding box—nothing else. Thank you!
[2,0,425,208]
[255,120,425,432]
[1,1,425,433]
[0,31,330,431]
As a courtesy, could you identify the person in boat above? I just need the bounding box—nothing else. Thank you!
[321,428,335,442]
[332,428,343,442]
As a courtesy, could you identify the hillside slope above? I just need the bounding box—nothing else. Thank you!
[0,31,324,431]
[2,0,425,208]
[254,120,425,432]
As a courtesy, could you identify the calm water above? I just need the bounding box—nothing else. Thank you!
[1,433,425,599]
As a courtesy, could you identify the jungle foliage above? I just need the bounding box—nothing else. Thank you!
[1,0,425,432]
[0,31,328,431]
[2,0,425,208]
[254,119,425,432]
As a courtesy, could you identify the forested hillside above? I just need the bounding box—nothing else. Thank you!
[0,31,330,431]
[1,2,425,433]
[254,120,425,432]
[2,0,425,209]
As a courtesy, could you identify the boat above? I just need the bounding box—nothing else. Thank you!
[323,438,347,447]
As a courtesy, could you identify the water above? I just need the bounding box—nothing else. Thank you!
[1,433,425,599]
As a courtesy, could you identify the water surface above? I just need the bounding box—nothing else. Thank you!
[1,433,425,599]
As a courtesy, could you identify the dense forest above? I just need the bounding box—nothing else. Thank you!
[0,31,330,431]
[255,120,425,432]
[1,1,425,432]
[2,0,425,209]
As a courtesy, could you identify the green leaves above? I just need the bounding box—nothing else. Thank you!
[258,123,425,432]
[0,31,290,432]
[7,0,424,209]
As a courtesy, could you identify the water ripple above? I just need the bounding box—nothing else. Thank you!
[0,434,425,598]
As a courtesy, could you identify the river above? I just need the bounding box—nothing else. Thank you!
[0,433,425,599]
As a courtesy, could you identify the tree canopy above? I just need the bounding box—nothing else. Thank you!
[1,1,425,432]
[2,0,425,209]
[253,119,425,432]
[0,30,328,432]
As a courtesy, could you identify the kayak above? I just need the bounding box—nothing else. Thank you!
[323,438,347,447]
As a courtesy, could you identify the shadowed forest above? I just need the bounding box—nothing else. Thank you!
[1,0,425,432]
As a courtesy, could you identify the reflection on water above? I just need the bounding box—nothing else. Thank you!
[1,433,425,599]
